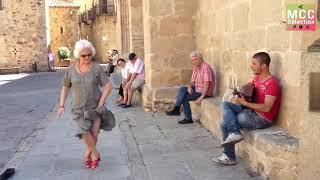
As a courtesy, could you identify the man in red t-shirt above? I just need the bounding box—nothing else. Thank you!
[213,52,281,165]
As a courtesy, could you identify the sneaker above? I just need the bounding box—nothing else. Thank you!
[166,106,180,116]
[212,153,236,165]
[178,119,193,124]
[221,133,244,147]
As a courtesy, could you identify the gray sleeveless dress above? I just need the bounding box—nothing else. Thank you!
[63,62,109,138]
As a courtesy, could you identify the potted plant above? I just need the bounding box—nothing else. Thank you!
[57,47,71,67]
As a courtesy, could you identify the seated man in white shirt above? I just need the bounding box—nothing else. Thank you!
[118,53,145,108]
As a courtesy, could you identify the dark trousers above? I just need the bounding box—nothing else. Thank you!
[106,64,115,77]
[175,86,202,120]
[119,83,124,97]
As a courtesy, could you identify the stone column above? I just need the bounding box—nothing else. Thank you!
[142,0,197,111]
[128,0,144,58]
[298,52,320,179]
[116,0,130,55]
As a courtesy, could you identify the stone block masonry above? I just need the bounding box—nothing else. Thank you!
[0,0,48,72]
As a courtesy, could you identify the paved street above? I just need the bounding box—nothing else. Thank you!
[1,72,264,180]
[0,72,64,169]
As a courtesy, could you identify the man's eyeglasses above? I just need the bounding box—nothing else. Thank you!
[80,53,92,58]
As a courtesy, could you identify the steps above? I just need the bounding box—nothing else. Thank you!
[0,67,19,75]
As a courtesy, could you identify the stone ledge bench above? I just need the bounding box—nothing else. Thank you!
[0,67,20,75]
[108,71,144,107]
[109,72,122,89]
[190,97,298,180]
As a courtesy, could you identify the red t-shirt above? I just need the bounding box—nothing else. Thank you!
[252,76,281,122]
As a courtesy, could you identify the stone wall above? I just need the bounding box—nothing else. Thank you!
[142,0,197,111]
[116,0,130,55]
[89,16,117,61]
[0,0,48,72]
[137,0,320,137]
[49,7,79,66]
[194,0,320,137]
[128,0,144,58]
[115,0,144,58]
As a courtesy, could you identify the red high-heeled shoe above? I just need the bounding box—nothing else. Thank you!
[91,159,99,169]
[91,155,101,169]
[84,159,92,168]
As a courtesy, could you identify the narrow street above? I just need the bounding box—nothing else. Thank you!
[0,72,64,169]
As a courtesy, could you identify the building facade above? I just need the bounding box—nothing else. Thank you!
[0,0,48,73]
[49,0,80,66]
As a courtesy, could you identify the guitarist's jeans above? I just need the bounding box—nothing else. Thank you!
[220,101,271,159]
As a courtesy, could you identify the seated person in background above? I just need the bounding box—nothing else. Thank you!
[212,52,281,165]
[106,49,119,76]
[116,58,130,103]
[166,51,215,124]
[119,53,145,108]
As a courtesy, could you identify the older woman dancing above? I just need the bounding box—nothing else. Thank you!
[57,40,112,169]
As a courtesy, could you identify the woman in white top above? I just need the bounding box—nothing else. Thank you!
[116,58,129,103]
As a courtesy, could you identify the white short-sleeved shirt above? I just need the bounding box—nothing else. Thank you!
[111,54,119,65]
[128,58,145,80]
[122,62,130,79]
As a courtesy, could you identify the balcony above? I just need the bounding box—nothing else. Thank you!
[88,9,95,21]
[79,2,115,25]
[92,4,115,16]
[78,12,89,25]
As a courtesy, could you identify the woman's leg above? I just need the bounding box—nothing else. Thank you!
[85,117,101,159]
[90,118,101,146]
[84,148,91,160]
[117,83,124,103]
[82,132,99,160]
[122,84,128,104]
[127,87,133,105]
